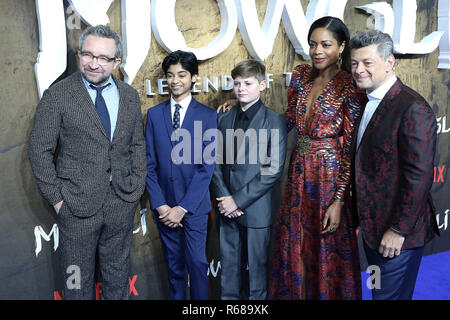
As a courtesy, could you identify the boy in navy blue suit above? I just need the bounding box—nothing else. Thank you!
[145,50,217,300]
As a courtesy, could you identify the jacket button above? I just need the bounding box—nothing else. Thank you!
[170,177,174,182]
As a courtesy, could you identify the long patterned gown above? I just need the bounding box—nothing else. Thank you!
[267,64,365,300]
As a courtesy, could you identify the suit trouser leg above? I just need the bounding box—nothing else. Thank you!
[156,217,187,300]
[57,185,137,300]
[363,241,424,300]
[184,214,209,300]
[97,185,138,300]
[57,202,101,300]
[156,213,209,300]
[219,217,244,300]
[247,226,271,300]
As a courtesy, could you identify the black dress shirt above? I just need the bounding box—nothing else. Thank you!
[233,99,262,131]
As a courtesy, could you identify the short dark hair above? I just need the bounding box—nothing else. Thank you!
[231,59,266,82]
[349,29,394,60]
[307,16,351,80]
[79,25,122,58]
[162,50,199,76]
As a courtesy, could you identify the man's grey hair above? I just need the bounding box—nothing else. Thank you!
[349,29,394,60]
[79,25,123,58]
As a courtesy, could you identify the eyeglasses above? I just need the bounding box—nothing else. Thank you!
[79,51,117,66]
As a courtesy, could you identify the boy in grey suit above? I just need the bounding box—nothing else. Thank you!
[212,60,287,299]
[28,25,146,299]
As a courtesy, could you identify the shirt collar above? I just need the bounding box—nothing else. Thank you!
[367,74,397,101]
[81,73,114,91]
[238,99,262,120]
[171,94,192,110]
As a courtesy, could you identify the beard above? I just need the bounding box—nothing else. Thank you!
[81,69,110,87]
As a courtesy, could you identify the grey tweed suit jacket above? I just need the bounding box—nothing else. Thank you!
[28,71,147,217]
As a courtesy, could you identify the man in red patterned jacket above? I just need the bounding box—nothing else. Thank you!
[349,29,439,300]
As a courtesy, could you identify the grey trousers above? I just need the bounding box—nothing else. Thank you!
[219,217,271,300]
[57,184,138,300]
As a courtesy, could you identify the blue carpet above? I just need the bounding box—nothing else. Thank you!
[361,250,450,300]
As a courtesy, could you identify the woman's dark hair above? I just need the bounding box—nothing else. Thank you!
[162,50,199,76]
[307,16,351,81]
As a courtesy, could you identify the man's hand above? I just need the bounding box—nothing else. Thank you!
[379,229,405,258]
[217,99,238,113]
[216,196,238,216]
[227,209,244,219]
[159,206,185,228]
[53,200,63,214]
[156,204,171,216]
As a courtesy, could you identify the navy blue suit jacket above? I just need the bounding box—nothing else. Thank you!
[145,98,217,216]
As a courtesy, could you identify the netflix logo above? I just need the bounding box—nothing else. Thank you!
[53,275,139,300]
[434,165,446,183]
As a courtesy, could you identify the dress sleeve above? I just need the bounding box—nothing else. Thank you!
[285,65,310,132]
[333,84,365,201]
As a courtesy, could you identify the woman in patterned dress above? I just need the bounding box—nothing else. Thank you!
[266,16,366,299]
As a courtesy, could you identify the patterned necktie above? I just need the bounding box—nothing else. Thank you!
[173,103,182,129]
[90,83,111,139]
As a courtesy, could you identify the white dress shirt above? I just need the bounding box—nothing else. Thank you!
[170,94,192,128]
[356,74,397,149]
[169,94,192,214]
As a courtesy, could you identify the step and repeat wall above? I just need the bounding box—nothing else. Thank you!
[0,0,448,299]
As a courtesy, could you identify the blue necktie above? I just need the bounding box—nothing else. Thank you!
[173,104,182,129]
[90,84,111,139]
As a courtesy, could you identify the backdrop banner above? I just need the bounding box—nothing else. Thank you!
[0,0,448,299]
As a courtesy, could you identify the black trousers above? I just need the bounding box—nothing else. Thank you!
[57,184,138,300]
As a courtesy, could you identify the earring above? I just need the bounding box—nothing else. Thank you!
[337,52,343,69]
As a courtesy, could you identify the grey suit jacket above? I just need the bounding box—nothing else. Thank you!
[212,102,287,228]
[28,71,147,217]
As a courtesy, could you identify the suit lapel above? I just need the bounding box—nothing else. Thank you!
[69,72,109,139]
[112,77,128,142]
[221,106,237,131]
[218,107,237,165]
[162,100,175,145]
[352,103,366,156]
[356,79,402,154]
[181,99,197,132]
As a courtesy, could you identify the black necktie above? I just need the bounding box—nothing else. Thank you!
[173,104,182,129]
[90,84,111,139]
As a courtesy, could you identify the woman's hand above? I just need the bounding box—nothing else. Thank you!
[322,201,343,234]
[217,99,238,113]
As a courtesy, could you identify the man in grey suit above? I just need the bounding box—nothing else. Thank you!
[28,25,146,299]
[212,60,287,299]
